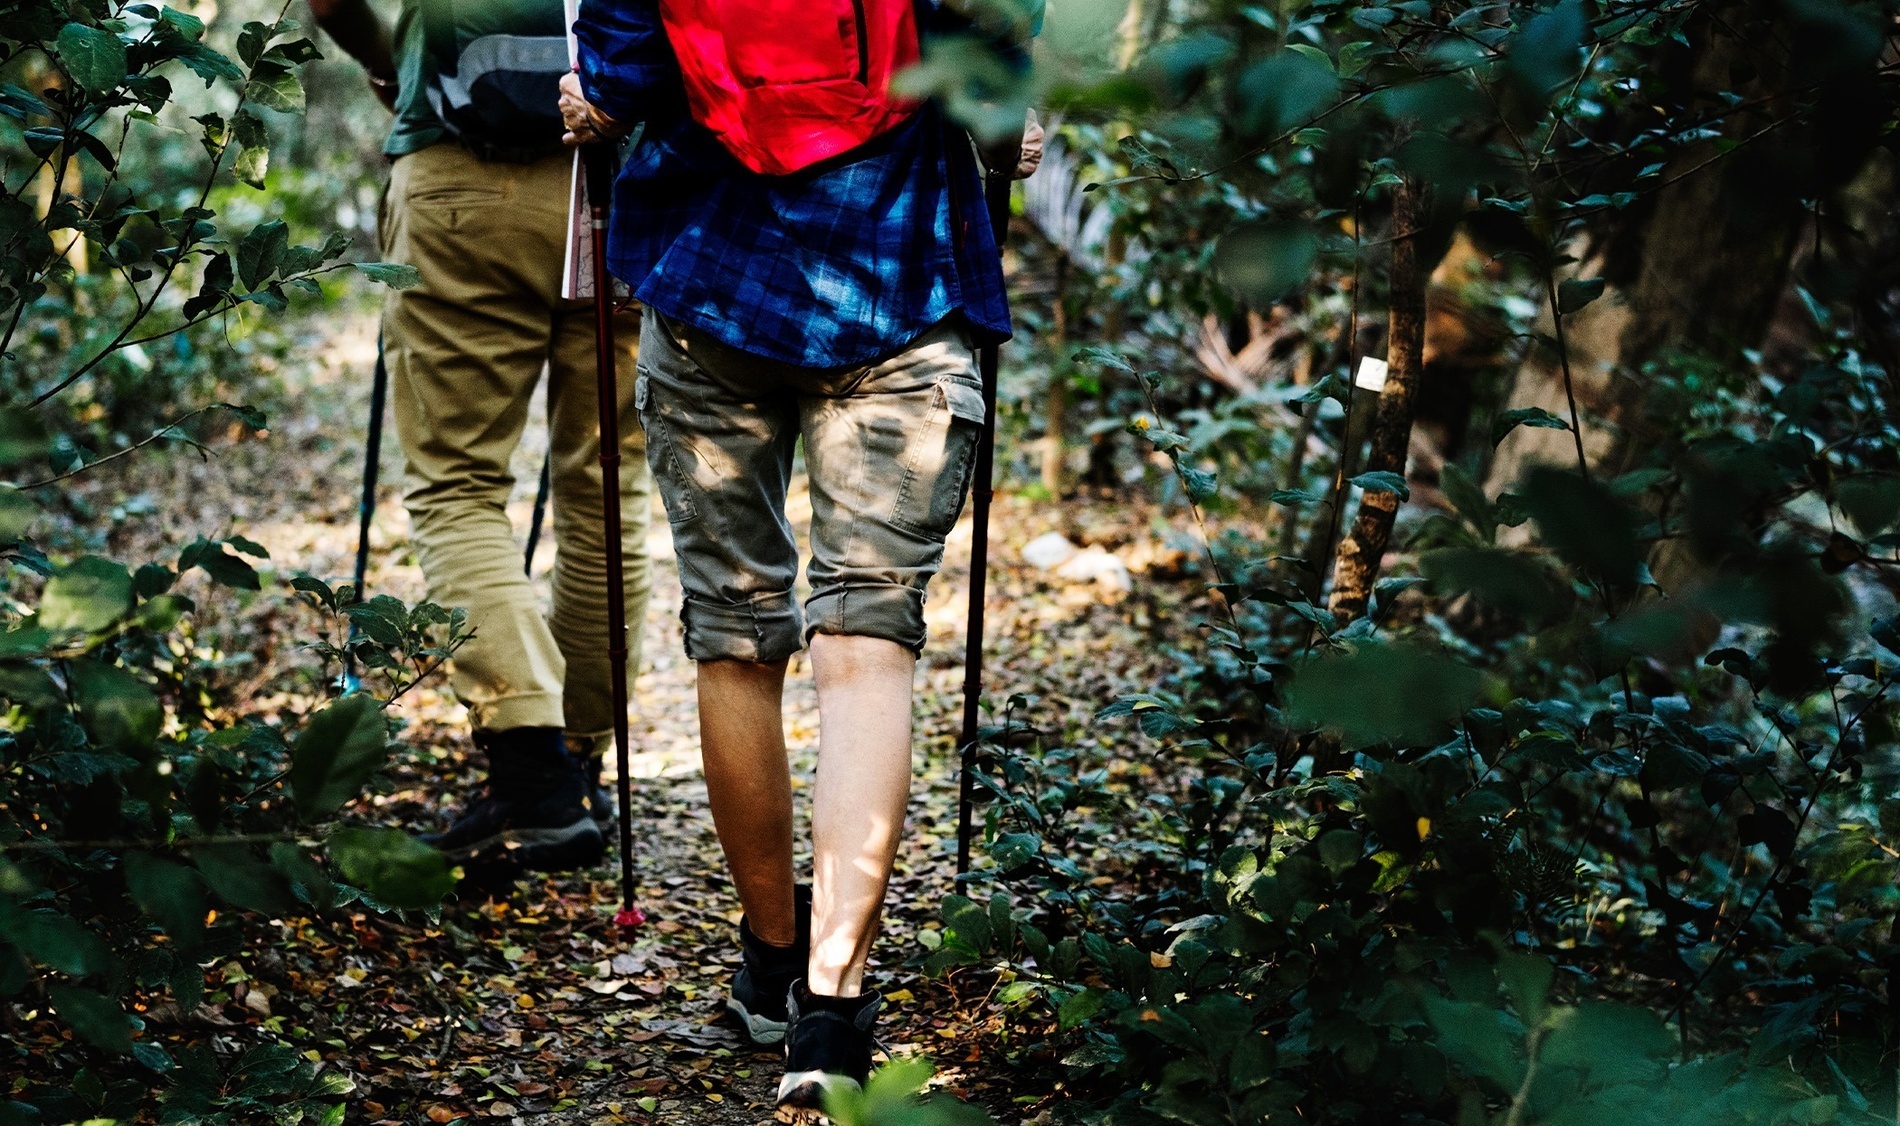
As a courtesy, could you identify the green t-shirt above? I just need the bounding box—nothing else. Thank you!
[384,0,444,156]
[382,0,567,158]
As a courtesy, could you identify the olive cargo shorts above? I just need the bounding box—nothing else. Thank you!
[636,311,985,663]
[380,142,651,736]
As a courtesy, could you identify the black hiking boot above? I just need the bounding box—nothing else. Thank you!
[727,884,812,1044]
[422,727,605,872]
[775,983,881,1114]
[567,735,618,832]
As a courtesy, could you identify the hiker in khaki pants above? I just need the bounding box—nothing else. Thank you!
[312,0,649,870]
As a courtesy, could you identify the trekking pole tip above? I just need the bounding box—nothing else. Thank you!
[612,905,647,934]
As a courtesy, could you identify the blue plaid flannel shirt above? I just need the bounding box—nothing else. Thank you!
[573,0,1012,369]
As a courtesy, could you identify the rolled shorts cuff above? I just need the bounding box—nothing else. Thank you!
[804,585,928,655]
[682,591,804,664]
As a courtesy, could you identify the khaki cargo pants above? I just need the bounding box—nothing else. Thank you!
[380,142,651,737]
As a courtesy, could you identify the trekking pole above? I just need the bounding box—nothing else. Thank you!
[523,449,551,575]
[344,337,391,692]
[582,141,645,931]
[956,155,1018,877]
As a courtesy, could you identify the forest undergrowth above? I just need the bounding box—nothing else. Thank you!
[5,309,1197,1124]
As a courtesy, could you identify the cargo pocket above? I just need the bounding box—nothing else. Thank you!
[636,374,701,525]
[891,379,986,538]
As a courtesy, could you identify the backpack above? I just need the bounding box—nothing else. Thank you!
[657,0,922,177]
[420,0,570,159]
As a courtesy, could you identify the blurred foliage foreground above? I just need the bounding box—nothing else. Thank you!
[4,0,1900,1123]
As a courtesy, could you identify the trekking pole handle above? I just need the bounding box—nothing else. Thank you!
[582,142,618,210]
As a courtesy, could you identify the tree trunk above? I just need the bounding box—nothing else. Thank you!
[1330,175,1427,618]
[1485,6,1804,493]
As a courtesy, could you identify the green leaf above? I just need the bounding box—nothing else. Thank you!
[1438,463,1496,541]
[1517,467,1641,587]
[1229,1030,1277,1090]
[40,556,133,633]
[226,534,270,558]
[354,262,422,290]
[328,828,454,910]
[56,23,129,95]
[0,903,113,978]
[124,852,207,949]
[179,42,244,84]
[179,538,261,589]
[1058,987,1107,1030]
[271,841,337,910]
[70,659,162,753]
[1424,995,1523,1092]
[217,403,269,430]
[1180,465,1219,503]
[1237,49,1339,137]
[236,219,288,289]
[247,69,304,112]
[193,844,296,916]
[1317,829,1364,876]
[0,409,49,465]
[183,251,234,319]
[1492,407,1570,445]
[237,20,271,67]
[0,487,39,541]
[1556,276,1606,314]
[1351,470,1410,500]
[0,662,60,709]
[1506,0,1585,97]
[134,1041,175,1073]
[991,831,1042,872]
[1214,221,1318,305]
[1836,474,1900,538]
[290,694,389,819]
[1420,547,1571,624]
[1284,642,1482,749]
[264,38,323,65]
[288,573,338,611]
[159,7,206,40]
[345,595,409,646]
[231,109,270,188]
[1496,952,1553,1028]
[1539,1002,1674,1087]
[1878,798,1900,840]
[48,985,133,1054]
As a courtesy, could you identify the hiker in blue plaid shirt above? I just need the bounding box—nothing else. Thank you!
[561,0,1040,1108]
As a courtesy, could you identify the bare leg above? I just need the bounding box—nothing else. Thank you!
[806,634,916,996]
[696,657,797,946]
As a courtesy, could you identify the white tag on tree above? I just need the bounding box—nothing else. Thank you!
[1355,357,1389,393]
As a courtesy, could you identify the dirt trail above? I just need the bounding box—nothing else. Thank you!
[87,312,1178,1125]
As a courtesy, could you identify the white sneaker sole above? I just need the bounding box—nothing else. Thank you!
[775,1070,861,1116]
[725,996,789,1045]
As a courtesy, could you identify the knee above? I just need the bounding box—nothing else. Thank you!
[808,633,914,681]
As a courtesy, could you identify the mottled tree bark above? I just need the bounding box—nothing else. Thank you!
[1330,175,1427,618]
[1486,5,1805,492]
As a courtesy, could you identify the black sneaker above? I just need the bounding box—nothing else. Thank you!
[776,984,881,1111]
[422,727,605,872]
[727,884,812,1044]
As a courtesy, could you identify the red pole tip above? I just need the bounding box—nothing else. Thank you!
[613,906,647,932]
